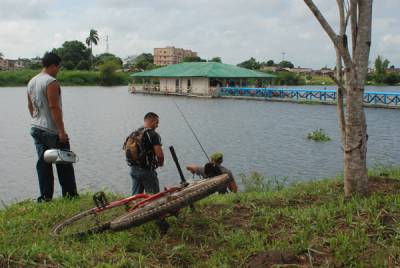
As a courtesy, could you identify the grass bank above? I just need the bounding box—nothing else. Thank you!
[1,165,400,267]
[0,70,131,87]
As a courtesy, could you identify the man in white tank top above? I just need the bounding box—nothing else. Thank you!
[27,52,78,202]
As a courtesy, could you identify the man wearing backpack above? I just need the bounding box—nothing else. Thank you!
[125,112,164,195]
[124,112,169,233]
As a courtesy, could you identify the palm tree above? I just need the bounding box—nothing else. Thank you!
[86,29,99,67]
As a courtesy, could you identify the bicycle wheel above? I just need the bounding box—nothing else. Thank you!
[110,174,231,231]
[51,197,145,237]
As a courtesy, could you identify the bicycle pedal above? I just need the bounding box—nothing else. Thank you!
[93,191,109,208]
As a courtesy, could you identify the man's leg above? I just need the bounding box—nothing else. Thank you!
[130,166,145,195]
[141,170,169,234]
[141,170,160,194]
[55,140,78,197]
[30,128,55,201]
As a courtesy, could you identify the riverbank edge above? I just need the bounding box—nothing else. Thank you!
[1,165,400,267]
[130,89,400,110]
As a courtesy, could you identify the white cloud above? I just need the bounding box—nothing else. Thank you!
[0,0,399,68]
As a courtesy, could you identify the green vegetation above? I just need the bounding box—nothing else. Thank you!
[274,71,306,85]
[99,62,127,86]
[0,70,131,87]
[307,128,331,142]
[372,56,400,85]
[1,165,400,267]
[304,74,334,85]
[52,41,92,70]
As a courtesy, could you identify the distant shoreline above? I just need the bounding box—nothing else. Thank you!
[0,70,398,87]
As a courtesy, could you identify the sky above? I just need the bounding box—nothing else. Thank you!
[0,0,399,68]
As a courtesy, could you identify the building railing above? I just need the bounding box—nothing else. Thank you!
[219,87,400,107]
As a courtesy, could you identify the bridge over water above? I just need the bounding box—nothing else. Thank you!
[219,87,400,108]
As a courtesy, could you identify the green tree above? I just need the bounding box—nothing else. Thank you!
[0,52,3,59]
[209,57,222,63]
[278,60,294,68]
[94,53,123,68]
[237,57,261,70]
[373,55,390,83]
[182,56,206,62]
[76,60,91,70]
[383,72,400,85]
[99,61,121,86]
[266,60,275,66]
[52,40,91,70]
[86,29,100,67]
[134,53,155,70]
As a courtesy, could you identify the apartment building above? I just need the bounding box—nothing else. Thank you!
[154,46,197,66]
[0,58,29,70]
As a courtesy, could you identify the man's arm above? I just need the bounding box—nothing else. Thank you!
[27,93,33,117]
[186,165,205,176]
[153,145,164,167]
[47,81,67,143]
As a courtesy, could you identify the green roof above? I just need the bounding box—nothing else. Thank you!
[130,62,275,78]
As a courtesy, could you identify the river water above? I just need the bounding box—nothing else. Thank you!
[1,86,400,204]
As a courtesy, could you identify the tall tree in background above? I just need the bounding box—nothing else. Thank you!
[86,29,100,67]
[0,52,3,58]
[52,40,91,70]
[373,55,389,83]
[304,0,373,196]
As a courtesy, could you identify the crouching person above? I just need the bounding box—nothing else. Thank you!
[186,152,238,193]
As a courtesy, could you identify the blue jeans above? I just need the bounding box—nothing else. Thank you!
[30,127,78,200]
[130,166,160,195]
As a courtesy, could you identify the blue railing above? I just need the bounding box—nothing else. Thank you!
[219,87,400,107]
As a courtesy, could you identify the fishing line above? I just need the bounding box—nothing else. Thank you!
[173,100,210,162]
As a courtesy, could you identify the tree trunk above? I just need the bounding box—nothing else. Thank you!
[343,0,372,196]
[344,77,368,196]
[304,0,372,196]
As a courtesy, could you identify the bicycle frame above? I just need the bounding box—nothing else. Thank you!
[93,185,184,214]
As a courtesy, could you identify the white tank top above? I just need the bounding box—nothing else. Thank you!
[27,72,62,134]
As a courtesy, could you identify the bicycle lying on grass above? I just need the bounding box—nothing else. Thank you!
[51,147,231,237]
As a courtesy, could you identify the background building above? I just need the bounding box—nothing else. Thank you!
[0,58,30,70]
[154,46,197,66]
[130,62,275,95]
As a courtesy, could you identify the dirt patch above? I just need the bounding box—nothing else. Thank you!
[368,176,400,195]
[246,250,306,268]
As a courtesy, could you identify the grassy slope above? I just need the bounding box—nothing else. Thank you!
[1,166,400,267]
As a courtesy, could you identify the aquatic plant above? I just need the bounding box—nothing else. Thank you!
[307,128,331,142]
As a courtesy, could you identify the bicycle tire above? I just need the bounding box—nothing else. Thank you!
[51,197,144,237]
[110,174,230,231]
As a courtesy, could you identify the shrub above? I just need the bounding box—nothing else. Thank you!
[307,128,331,142]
